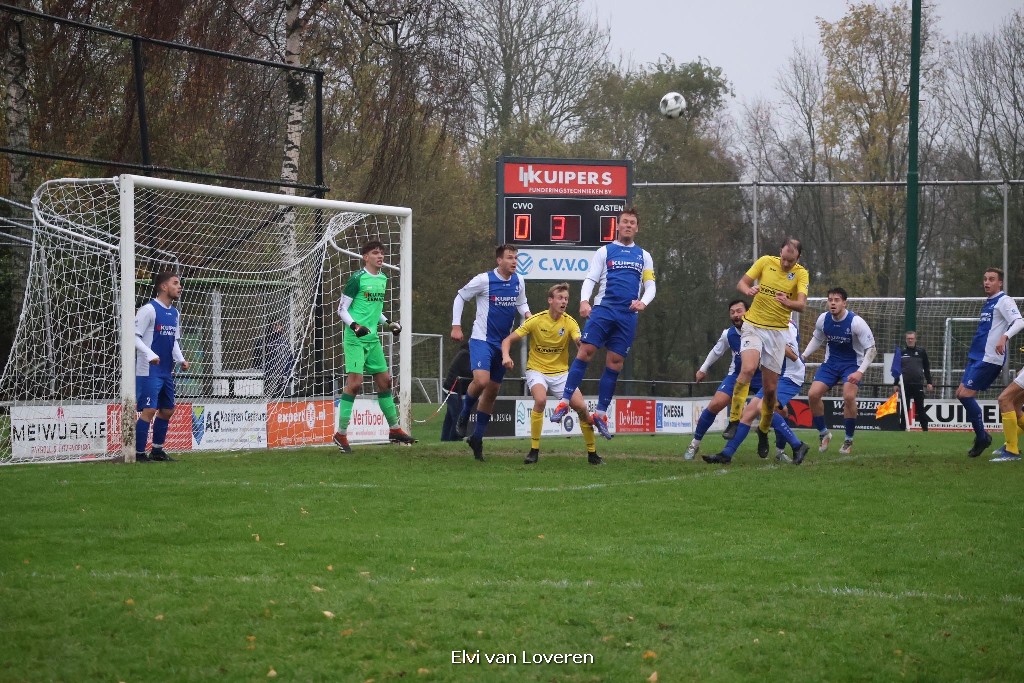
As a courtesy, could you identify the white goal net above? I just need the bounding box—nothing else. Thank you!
[0,175,411,464]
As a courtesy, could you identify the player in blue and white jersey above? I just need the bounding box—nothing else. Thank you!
[801,287,876,455]
[684,299,762,460]
[549,206,656,438]
[133,271,189,463]
[957,268,1024,458]
[703,321,810,464]
[451,244,531,460]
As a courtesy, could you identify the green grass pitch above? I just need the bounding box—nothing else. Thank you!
[1,417,1022,682]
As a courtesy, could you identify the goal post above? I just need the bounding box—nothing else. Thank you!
[0,174,413,465]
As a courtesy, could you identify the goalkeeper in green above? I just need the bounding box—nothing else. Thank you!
[332,240,416,452]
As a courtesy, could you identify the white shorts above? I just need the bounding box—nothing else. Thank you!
[1013,371,1024,390]
[740,322,788,375]
[525,369,568,397]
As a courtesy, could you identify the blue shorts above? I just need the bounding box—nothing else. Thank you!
[579,305,638,357]
[755,377,801,407]
[468,338,507,383]
[716,371,763,396]
[961,359,1003,392]
[813,360,860,389]
[136,374,176,411]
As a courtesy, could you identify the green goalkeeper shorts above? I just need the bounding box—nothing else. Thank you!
[343,334,388,375]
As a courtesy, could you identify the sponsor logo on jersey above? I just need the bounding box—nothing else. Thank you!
[490,295,520,306]
[606,259,643,273]
[362,292,385,302]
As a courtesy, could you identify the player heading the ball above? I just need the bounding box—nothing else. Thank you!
[451,244,531,461]
[727,237,808,458]
[549,206,656,437]
[332,240,416,453]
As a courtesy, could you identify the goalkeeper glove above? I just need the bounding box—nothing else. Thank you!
[386,319,402,335]
[349,322,371,337]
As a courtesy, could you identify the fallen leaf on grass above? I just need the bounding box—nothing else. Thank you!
[154,614,164,621]
[267,667,277,678]
[247,635,256,642]
[359,572,371,578]
[601,635,614,642]
[275,542,285,547]
[537,534,545,539]
[124,599,135,606]
[642,650,657,660]
[417,668,430,675]
[323,611,335,619]
[327,565,334,571]
[647,672,658,682]
[340,629,354,637]
[300,507,308,514]
[312,585,324,592]
[253,534,261,542]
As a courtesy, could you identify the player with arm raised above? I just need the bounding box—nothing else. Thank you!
[549,206,655,437]
[502,282,602,465]
[801,287,876,455]
[451,244,530,461]
[332,241,415,453]
[684,299,762,460]
[133,271,190,463]
[728,237,809,460]
[957,268,1024,458]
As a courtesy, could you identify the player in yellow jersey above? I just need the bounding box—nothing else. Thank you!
[501,282,603,465]
[708,237,808,464]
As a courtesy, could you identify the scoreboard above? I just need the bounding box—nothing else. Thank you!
[496,157,633,249]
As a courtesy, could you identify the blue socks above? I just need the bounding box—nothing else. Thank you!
[460,391,479,420]
[772,413,802,449]
[694,409,716,441]
[135,418,150,456]
[562,358,589,401]
[812,415,827,433]
[722,423,751,456]
[597,367,620,413]
[472,412,491,440]
[844,417,857,440]
[152,417,169,449]
[959,397,985,435]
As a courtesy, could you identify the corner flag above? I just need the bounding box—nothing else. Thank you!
[890,344,902,381]
[875,391,899,419]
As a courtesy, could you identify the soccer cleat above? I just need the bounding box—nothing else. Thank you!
[722,420,739,440]
[757,429,770,458]
[702,452,732,464]
[134,452,153,463]
[839,439,854,455]
[793,442,810,465]
[990,451,1021,462]
[524,448,539,464]
[818,430,833,453]
[388,428,417,445]
[149,449,175,462]
[332,431,352,453]
[967,432,992,458]
[776,448,793,464]
[588,452,604,465]
[591,413,613,440]
[684,440,700,461]
[454,411,470,438]
[549,401,570,423]
[467,435,484,461]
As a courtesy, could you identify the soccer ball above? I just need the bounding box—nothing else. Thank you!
[659,91,686,119]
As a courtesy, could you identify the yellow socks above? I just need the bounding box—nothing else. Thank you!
[578,411,597,453]
[531,409,543,450]
[758,397,775,433]
[1001,411,1019,454]
[730,382,750,423]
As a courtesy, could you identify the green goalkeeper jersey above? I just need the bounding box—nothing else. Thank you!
[343,269,388,331]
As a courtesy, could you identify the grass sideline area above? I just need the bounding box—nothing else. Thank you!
[1,410,1022,681]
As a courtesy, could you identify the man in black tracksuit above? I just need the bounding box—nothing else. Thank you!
[898,331,933,431]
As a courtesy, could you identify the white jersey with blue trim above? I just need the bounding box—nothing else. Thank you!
[135,299,183,377]
[811,310,875,367]
[970,292,1023,364]
[456,269,528,343]
[781,321,806,386]
[586,241,655,309]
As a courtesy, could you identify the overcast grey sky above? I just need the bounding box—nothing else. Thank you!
[582,0,1020,104]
